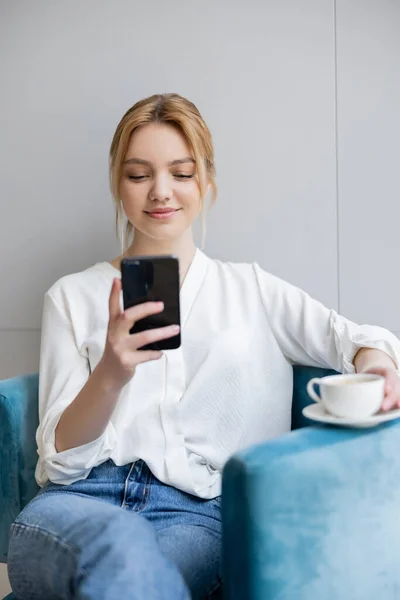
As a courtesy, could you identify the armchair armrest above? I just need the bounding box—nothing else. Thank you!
[222,420,400,599]
[0,374,40,562]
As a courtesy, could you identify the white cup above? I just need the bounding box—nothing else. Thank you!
[306,373,385,419]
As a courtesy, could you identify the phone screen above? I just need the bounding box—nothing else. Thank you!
[121,256,181,350]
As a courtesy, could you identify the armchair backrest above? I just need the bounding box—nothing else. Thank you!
[292,365,338,429]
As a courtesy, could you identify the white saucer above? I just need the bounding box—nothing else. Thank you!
[302,402,400,429]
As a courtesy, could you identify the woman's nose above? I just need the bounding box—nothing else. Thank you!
[150,174,173,202]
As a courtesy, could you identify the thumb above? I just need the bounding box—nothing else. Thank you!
[109,278,122,321]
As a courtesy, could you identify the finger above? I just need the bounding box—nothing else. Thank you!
[382,391,398,411]
[385,378,395,395]
[131,324,180,350]
[135,350,163,365]
[109,278,122,321]
[118,301,164,333]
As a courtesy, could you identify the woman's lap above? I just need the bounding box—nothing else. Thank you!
[8,459,222,599]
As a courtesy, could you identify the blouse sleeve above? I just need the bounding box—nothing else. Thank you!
[253,263,400,374]
[35,290,117,486]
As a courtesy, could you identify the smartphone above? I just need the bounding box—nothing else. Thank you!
[120,255,181,351]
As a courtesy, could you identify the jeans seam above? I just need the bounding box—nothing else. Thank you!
[205,577,222,597]
[134,464,153,512]
[10,521,94,586]
[10,521,81,557]
[156,522,220,537]
[121,461,136,508]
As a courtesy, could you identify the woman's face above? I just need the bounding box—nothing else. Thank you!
[119,123,202,241]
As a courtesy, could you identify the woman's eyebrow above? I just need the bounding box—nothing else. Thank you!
[123,157,195,166]
[168,158,195,166]
[123,158,151,165]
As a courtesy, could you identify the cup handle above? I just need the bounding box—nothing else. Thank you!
[307,378,322,403]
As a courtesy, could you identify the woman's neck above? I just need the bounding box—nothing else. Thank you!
[122,231,197,286]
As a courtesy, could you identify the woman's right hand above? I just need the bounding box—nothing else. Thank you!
[99,277,180,390]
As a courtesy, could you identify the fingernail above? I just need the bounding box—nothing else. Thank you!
[157,302,164,308]
[171,325,180,332]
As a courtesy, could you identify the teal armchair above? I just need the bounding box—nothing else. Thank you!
[2,366,400,599]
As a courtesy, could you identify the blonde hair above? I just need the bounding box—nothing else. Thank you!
[109,93,217,253]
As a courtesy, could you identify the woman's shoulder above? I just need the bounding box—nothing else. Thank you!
[207,253,252,273]
[45,261,116,303]
[206,253,294,297]
[207,253,273,282]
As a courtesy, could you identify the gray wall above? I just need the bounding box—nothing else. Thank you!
[336,0,400,328]
[0,0,399,593]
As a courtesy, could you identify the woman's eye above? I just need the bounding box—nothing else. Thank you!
[128,173,194,181]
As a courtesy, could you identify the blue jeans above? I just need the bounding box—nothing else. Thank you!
[7,459,222,599]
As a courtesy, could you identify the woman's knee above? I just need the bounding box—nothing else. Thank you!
[7,493,116,596]
[10,490,158,556]
[8,492,189,599]
[8,518,80,599]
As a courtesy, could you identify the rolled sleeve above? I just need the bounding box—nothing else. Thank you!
[254,263,400,374]
[35,290,116,487]
[332,317,400,374]
[35,402,117,486]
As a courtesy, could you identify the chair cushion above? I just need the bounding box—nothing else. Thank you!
[0,374,40,562]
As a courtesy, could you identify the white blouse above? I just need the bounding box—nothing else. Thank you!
[35,249,400,498]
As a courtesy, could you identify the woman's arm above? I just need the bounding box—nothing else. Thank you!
[353,347,396,373]
[39,278,175,482]
[36,290,117,485]
[253,263,400,374]
[54,358,122,452]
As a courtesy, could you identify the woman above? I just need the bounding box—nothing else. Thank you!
[7,93,400,599]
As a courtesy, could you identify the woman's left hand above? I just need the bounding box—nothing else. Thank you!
[363,367,400,411]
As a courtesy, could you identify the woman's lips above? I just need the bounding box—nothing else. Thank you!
[145,209,180,220]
